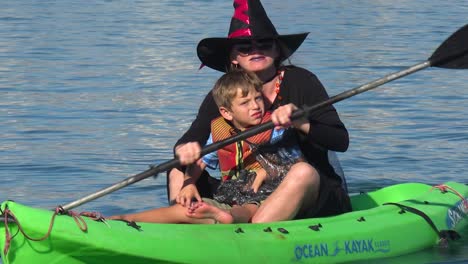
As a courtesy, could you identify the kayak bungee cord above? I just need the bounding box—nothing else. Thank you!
[383,201,461,247]
[431,184,468,209]
[383,184,468,248]
[1,205,91,256]
[0,204,143,257]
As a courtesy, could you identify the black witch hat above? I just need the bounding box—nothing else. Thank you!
[197,0,309,72]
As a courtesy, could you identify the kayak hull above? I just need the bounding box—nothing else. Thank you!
[1,181,467,263]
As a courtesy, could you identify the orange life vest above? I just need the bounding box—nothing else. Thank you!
[211,112,272,181]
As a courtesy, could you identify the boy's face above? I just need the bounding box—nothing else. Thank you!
[220,87,265,130]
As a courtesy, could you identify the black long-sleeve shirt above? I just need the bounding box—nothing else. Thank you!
[176,66,349,183]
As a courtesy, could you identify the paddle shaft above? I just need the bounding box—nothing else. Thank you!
[60,60,432,211]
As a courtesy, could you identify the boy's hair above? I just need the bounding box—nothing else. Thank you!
[212,69,263,110]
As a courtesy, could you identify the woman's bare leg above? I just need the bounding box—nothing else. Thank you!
[167,168,184,204]
[108,203,215,224]
[231,204,258,223]
[251,162,319,223]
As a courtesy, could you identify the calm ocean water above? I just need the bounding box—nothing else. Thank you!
[1,0,467,263]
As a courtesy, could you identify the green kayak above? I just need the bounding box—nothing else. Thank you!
[0,181,467,264]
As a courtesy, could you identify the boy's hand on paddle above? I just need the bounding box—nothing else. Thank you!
[251,169,267,193]
[175,142,202,165]
[176,183,202,207]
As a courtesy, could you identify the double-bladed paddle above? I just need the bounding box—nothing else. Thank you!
[61,24,468,211]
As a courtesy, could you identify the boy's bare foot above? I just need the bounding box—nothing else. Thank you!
[186,202,233,224]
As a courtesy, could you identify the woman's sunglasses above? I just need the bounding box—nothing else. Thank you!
[233,39,276,56]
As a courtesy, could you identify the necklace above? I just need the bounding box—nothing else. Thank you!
[274,70,285,98]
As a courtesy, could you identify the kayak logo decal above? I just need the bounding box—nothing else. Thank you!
[294,239,391,260]
[446,197,468,229]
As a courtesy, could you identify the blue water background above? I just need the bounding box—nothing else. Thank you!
[1,1,467,263]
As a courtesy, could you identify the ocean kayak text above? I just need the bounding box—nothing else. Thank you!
[294,239,391,260]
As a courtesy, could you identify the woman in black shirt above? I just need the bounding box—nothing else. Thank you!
[169,0,351,220]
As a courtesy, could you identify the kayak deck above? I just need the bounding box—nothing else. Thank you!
[0,181,467,264]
